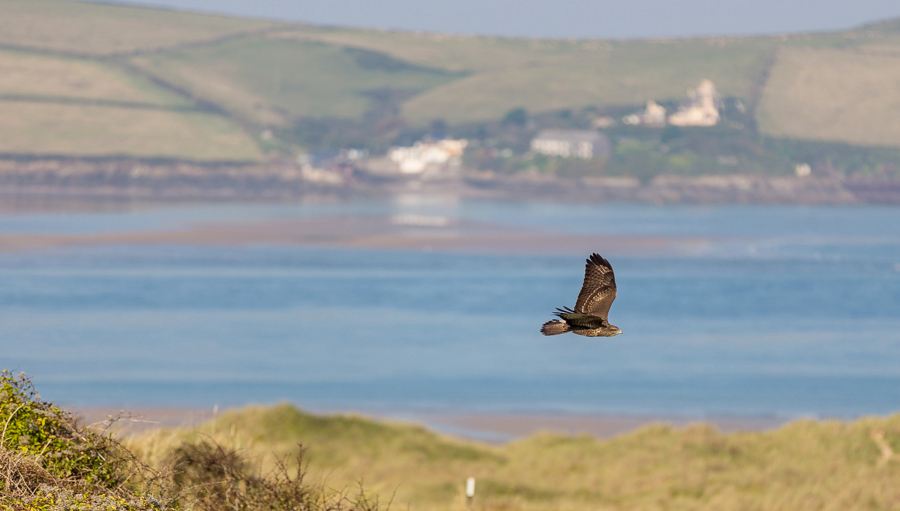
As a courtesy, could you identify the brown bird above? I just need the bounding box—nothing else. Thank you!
[541,253,622,337]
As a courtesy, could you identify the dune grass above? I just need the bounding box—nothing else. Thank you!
[126,403,900,511]
[0,0,277,56]
[6,367,900,510]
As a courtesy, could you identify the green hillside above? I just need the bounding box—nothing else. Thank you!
[758,46,900,147]
[402,40,772,124]
[0,0,278,55]
[0,48,186,105]
[126,404,900,511]
[280,28,777,123]
[0,0,274,162]
[1,0,900,167]
[131,36,460,126]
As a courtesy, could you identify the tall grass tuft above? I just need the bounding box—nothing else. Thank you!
[165,440,382,511]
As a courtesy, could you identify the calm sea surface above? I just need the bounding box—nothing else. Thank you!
[2,199,900,419]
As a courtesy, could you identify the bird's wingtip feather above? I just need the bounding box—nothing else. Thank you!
[588,253,610,268]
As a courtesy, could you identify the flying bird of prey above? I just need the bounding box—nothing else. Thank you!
[541,253,622,337]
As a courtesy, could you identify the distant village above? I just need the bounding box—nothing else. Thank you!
[2,75,889,204]
[296,79,769,186]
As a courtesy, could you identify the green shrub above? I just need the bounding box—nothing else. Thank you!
[0,370,126,489]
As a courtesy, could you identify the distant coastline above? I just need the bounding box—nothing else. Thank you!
[1,159,898,205]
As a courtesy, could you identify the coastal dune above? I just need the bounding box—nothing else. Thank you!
[120,403,900,511]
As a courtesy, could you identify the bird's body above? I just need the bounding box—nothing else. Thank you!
[541,253,622,337]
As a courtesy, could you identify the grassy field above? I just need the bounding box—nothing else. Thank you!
[277,27,622,74]
[757,47,900,147]
[277,28,777,123]
[0,48,188,106]
[131,36,460,126]
[0,0,277,55]
[0,0,273,160]
[0,101,263,160]
[125,404,900,511]
[401,41,774,124]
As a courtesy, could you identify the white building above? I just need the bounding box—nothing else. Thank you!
[530,129,611,159]
[642,100,667,126]
[388,139,468,174]
[668,79,722,127]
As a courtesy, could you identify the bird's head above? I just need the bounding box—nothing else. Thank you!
[610,325,623,336]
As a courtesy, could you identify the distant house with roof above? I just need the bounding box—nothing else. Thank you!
[530,129,611,159]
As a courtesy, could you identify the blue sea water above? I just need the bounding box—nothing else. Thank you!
[2,199,900,419]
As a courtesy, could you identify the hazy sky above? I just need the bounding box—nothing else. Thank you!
[100,0,900,39]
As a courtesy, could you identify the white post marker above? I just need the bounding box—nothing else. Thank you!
[466,477,475,503]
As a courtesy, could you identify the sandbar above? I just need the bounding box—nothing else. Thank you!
[0,216,711,256]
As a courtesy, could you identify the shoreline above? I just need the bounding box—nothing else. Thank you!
[1,159,899,205]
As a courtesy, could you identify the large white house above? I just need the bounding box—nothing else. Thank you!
[668,79,722,127]
[388,139,468,174]
[530,129,611,159]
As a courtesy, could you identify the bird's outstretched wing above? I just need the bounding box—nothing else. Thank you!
[573,253,617,319]
[554,306,608,329]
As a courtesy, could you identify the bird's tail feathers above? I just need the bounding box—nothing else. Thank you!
[541,319,571,336]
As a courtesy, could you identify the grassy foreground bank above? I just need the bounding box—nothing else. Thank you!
[4,369,900,510]
[128,404,900,511]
